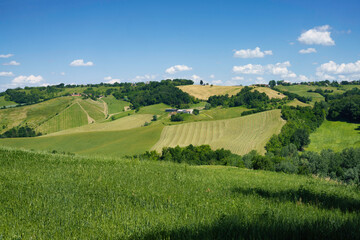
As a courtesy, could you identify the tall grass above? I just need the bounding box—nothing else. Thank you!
[1,147,359,239]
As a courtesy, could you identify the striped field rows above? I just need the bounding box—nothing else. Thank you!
[152,110,285,155]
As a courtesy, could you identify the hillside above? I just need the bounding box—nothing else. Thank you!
[306,120,360,152]
[152,110,285,155]
[1,147,359,239]
[178,85,285,100]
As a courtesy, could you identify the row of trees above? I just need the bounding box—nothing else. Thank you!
[112,80,198,109]
[0,125,42,138]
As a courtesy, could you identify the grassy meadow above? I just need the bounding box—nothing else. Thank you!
[102,95,130,114]
[153,110,285,155]
[1,147,359,239]
[0,96,16,107]
[306,120,360,152]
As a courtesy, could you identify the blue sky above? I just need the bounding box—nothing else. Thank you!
[0,0,359,90]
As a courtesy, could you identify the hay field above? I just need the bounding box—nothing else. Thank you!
[36,103,89,134]
[286,99,311,107]
[178,85,243,100]
[152,110,285,155]
[306,120,360,152]
[252,87,285,99]
[47,114,153,136]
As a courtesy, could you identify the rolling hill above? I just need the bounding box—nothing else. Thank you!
[178,85,285,100]
[1,147,359,239]
[152,110,286,155]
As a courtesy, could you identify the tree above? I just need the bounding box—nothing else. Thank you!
[193,109,200,115]
[269,80,276,88]
[152,115,157,121]
[204,103,211,110]
[200,80,203,85]
[170,113,184,122]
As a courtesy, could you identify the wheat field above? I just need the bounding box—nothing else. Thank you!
[152,109,285,155]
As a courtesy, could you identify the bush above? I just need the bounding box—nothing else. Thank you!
[193,109,200,115]
[171,113,184,122]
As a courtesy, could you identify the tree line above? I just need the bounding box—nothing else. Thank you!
[0,125,42,138]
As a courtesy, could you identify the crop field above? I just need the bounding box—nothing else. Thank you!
[36,103,89,134]
[102,95,129,114]
[153,110,286,155]
[0,124,163,157]
[178,85,243,100]
[138,103,171,116]
[47,114,153,136]
[77,99,106,122]
[252,87,285,99]
[0,97,74,133]
[306,120,360,152]
[285,99,311,107]
[0,96,16,107]
[1,147,359,239]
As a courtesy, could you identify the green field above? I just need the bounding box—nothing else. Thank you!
[0,124,163,157]
[48,114,153,136]
[78,99,105,122]
[0,97,75,133]
[36,103,89,134]
[1,147,359,239]
[285,99,311,107]
[0,96,16,107]
[276,85,326,103]
[153,110,285,155]
[306,120,360,152]
[102,95,129,114]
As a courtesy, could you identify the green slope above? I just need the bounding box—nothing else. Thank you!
[102,95,129,114]
[1,148,359,239]
[306,120,360,152]
[0,124,163,157]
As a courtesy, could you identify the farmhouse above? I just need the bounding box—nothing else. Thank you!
[165,108,194,114]
[71,93,81,96]
[165,108,178,113]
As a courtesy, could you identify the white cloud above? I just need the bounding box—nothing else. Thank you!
[70,59,94,67]
[298,25,335,46]
[233,64,264,74]
[191,74,201,81]
[289,42,295,45]
[3,60,20,66]
[233,61,296,78]
[165,65,192,74]
[0,54,13,58]
[103,76,121,84]
[317,60,360,74]
[298,75,309,82]
[211,80,223,85]
[12,75,43,84]
[209,74,215,79]
[299,48,317,54]
[0,72,14,77]
[132,74,156,81]
[233,47,273,58]
[60,72,65,76]
[231,76,244,81]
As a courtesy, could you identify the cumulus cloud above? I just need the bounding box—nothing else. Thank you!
[0,54,13,58]
[0,72,14,77]
[315,60,360,81]
[211,80,223,85]
[209,74,215,79]
[298,25,335,46]
[299,48,317,54]
[132,74,156,81]
[299,75,309,82]
[165,65,192,74]
[191,74,201,81]
[3,60,20,66]
[233,61,296,78]
[12,75,43,84]
[233,47,273,58]
[231,76,244,81]
[70,59,94,67]
[60,72,66,76]
[104,76,121,84]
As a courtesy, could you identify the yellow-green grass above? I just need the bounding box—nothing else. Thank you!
[78,99,105,121]
[306,120,360,152]
[102,95,129,114]
[178,85,243,100]
[36,103,89,134]
[339,85,360,91]
[152,110,286,155]
[138,103,171,116]
[1,147,359,239]
[252,87,286,99]
[0,96,16,107]
[286,99,311,107]
[0,124,163,157]
[47,114,153,136]
[0,97,74,133]
[189,101,207,109]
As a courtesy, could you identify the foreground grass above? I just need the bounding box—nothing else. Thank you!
[306,120,360,152]
[0,148,359,239]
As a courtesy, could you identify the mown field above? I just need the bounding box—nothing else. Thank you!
[102,95,129,114]
[0,124,163,157]
[178,85,285,100]
[153,110,285,155]
[1,148,359,239]
[306,120,360,152]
